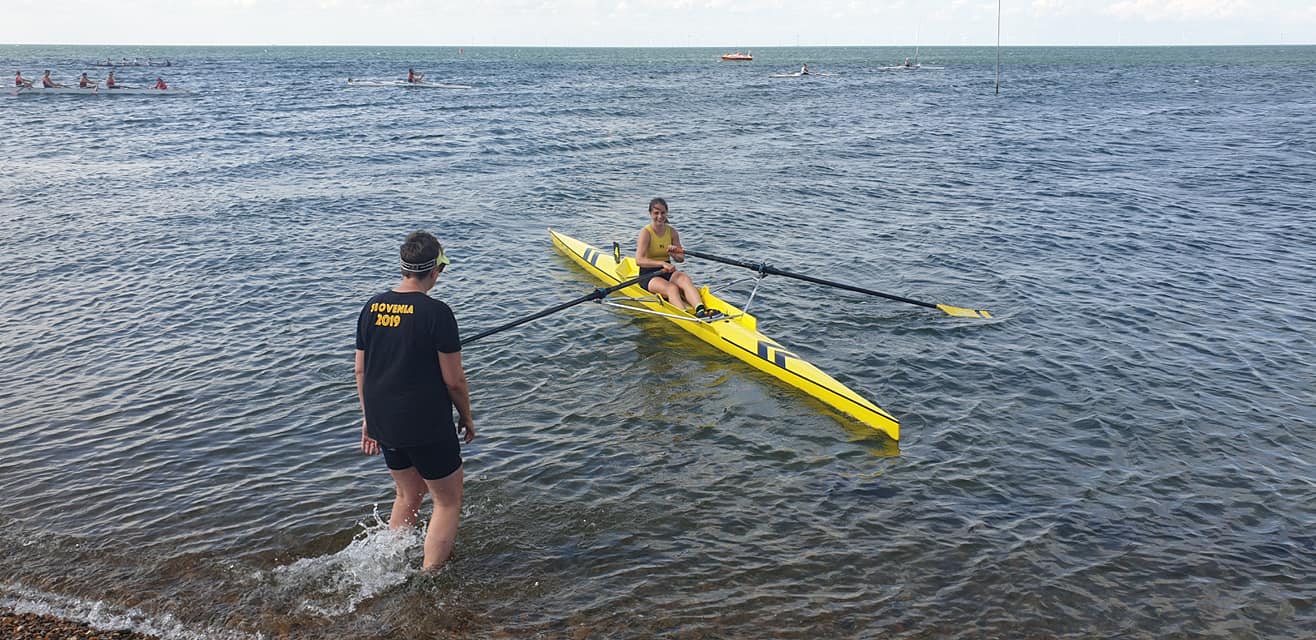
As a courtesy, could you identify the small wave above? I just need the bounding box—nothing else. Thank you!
[260,512,420,617]
[0,582,260,640]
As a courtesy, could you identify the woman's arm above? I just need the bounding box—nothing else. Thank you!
[439,351,475,443]
[668,228,685,263]
[355,349,378,455]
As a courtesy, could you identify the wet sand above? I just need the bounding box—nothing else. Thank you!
[1,610,159,640]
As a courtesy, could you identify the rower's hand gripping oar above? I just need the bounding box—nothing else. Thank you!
[675,248,991,319]
[461,274,646,345]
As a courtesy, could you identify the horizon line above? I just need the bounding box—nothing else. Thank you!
[4,42,1314,48]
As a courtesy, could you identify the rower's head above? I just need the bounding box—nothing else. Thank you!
[648,198,669,225]
[399,230,450,281]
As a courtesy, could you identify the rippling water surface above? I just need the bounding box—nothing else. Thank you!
[2,45,1314,639]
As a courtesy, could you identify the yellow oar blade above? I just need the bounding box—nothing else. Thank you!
[936,303,992,319]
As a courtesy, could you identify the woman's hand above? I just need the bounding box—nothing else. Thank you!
[458,415,476,444]
[660,262,676,274]
[360,419,379,455]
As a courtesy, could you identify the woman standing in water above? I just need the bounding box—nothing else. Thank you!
[356,230,474,572]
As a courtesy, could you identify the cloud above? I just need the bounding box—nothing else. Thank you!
[1102,0,1255,21]
[1031,0,1073,15]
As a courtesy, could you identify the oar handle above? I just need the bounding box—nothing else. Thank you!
[680,248,939,310]
[461,275,644,346]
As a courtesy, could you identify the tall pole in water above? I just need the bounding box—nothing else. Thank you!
[995,0,1002,94]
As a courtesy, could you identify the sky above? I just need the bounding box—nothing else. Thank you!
[5,0,1314,46]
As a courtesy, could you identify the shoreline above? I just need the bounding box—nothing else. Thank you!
[2,609,160,640]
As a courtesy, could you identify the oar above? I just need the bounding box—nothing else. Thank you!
[677,248,991,319]
[462,275,645,345]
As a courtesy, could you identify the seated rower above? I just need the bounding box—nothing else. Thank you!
[801,63,810,75]
[635,198,722,320]
[106,71,118,88]
[15,70,33,88]
[78,72,96,88]
[154,76,168,90]
[407,67,423,83]
[41,70,66,88]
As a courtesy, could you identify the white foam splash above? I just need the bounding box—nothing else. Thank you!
[0,582,262,640]
[265,511,421,616]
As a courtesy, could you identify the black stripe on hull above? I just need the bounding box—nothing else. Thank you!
[733,337,893,423]
[557,235,620,285]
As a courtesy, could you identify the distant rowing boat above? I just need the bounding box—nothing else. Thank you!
[10,86,190,96]
[881,27,943,70]
[10,85,97,95]
[770,71,838,78]
[345,78,473,89]
[878,63,944,71]
[93,62,173,68]
[721,52,753,61]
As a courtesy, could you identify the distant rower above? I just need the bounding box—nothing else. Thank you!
[15,70,32,87]
[800,64,810,75]
[78,72,95,88]
[154,76,168,90]
[407,67,423,83]
[41,70,65,88]
[106,71,118,88]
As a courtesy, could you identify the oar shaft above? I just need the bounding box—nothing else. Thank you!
[681,249,938,310]
[461,276,643,345]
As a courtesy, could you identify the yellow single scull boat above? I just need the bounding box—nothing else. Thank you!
[549,229,899,440]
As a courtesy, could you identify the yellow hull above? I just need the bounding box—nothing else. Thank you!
[549,229,899,441]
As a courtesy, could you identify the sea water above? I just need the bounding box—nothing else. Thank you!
[1,45,1313,638]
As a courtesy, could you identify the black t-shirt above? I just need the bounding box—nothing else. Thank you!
[355,290,461,447]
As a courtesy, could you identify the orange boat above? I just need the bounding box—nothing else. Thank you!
[721,51,752,61]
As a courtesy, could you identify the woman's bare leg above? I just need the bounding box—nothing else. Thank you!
[670,272,705,309]
[388,467,427,528]
[421,466,464,572]
[647,277,690,310]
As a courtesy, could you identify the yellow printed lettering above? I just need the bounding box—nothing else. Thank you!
[369,302,416,319]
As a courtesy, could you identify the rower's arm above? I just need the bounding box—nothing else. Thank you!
[668,228,685,263]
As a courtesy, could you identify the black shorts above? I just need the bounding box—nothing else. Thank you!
[381,440,462,480]
[638,267,671,290]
